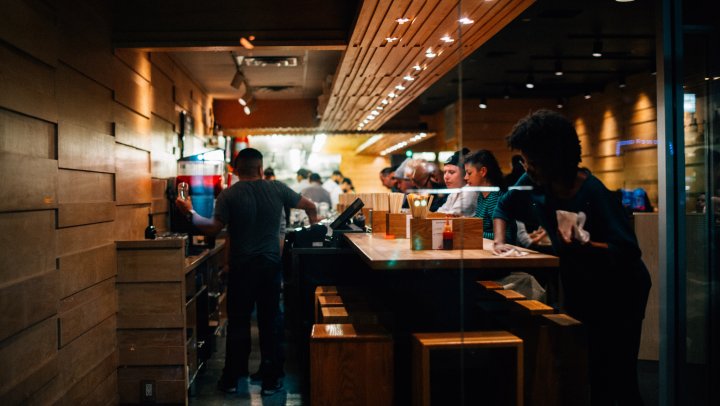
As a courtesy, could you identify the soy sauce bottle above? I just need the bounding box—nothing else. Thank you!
[442,218,453,250]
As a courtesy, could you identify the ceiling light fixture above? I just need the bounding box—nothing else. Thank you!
[404,75,415,81]
[386,37,399,43]
[592,40,603,57]
[441,35,454,43]
[413,64,423,71]
[396,17,410,24]
[618,76,627,88]
[458,17,474,25]
[395,84,406,91]
[425,48,437,58]
[388,92,398,98]
[556,98,564,109]
[239,35,255,50]
[381,99,389,104]
[554,60,564,76]
[377,105,384,110]
[584,91,592,100]
[525,73,535,89]
[355,134,384,153]
[231,70,246,89]
[479,97,488,109]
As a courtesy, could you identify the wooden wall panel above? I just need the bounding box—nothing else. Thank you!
[59,351,118,406]
[150,64,176,123]
[635,213,659,360]
[56,64,113,137]
[57,121,116,173]
[0,108,56,159]
[114,49,151,81]
[117,249,183,282]
[113,59,152,118]
[118,329,185,366]
[0,44,58,123]
[58,278,117,347]
[151,115,178,178]
[0,210,56,285]
[148,53,177,81]
[1,355,57,405]
[58,169,115,203]
[56,221,115,257]
[58,243,117,299]
[57,315,117,388]
[57,0,114,89]
[113,102,152,151]
[78,371,117,406]
[0,317,58,400]
[117,283,185,329]
[0,0,58,67]
[0,152,57,212]
[58,202,116,228]
[114,205,150,241]
[115,143,152,205]
[0,270,58,342]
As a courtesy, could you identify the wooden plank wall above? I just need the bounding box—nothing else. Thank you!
[0,0,211,404]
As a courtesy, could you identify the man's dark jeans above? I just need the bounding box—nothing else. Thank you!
[222,255,282,384]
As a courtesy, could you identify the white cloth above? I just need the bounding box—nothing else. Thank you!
[435,188,479,216]
[322,179,341,208]
[292,179,309,193]
[556,210,590,244]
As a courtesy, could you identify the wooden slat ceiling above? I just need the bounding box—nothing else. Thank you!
[320,0,534,131]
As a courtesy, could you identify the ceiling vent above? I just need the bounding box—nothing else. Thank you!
[243,57,299,67]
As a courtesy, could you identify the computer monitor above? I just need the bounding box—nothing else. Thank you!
[329,197,364,230]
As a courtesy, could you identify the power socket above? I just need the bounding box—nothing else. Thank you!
[140,380,156,403]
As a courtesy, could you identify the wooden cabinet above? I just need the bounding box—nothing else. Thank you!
[116,238,226,404]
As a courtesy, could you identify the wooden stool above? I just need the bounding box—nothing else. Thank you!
[315,295,345,323]
[311,324,393,406]
[320,306,350,323]
[412,331,523,406]
[491,289,526,301]
[513,300,554,315]
[477,280,504,290]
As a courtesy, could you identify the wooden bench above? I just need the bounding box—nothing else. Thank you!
[311,324,393,406]
[412,331,524,406]
[477,280,504,290]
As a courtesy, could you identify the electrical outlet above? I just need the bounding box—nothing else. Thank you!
[140,380,156,403]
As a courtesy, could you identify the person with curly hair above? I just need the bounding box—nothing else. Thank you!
[492,109,651,405]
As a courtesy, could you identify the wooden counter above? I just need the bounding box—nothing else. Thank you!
[344,233,559,270]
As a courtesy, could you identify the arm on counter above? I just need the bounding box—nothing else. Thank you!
[492,218,514,254]
[175,197,225,236]
[296,196,319,225]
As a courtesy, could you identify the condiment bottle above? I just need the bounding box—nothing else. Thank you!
[442,218,453,250]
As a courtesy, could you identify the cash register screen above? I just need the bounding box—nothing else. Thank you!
[329,197,364,230]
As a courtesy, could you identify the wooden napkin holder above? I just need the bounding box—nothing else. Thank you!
[386,213,410,238]
[409,217,484,250]
[369,210,388,234]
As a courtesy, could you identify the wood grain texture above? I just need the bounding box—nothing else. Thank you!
[58,350,117,406]
[117,247,184,282]
[0,316,58,399]
[310,324,393,406]
[113,58,152,118]
[0,210,56,285]
[113,101,152,151]
[114,205,151,240]
[150,115,178,178]
[58,243,117,299]
[57,315,117,388]
[78,371,117,406]
[58,278,117,347]
[114,49,151,81]
[115,143,152,205]
[634,213,658,360]
[56,1,114,89]
[118,329,185,366]
[56,64,113,137]
[0,354,57,405]
[0,107,56,159]
[0,0,58,66]
[56,221,114,257]
[58,121,116,173]
[345,232,558,270]
[117,282,185,329]
[0,43,57,123]
[58,169,114,203]
[0,270,58,342]
[58,202,116,228]
[150,63,175,123]
[0,152,58,212]
[118,366,185,404]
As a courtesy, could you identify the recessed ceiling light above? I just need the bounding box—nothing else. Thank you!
[396,17,410,24]
[381,99,389,104]
[404,75,415,81]
[395,84,406,91]
[479,98,488,109]
[592,40,603,58]
[526,73,535,89]
[554,60,563,76]
[386,37,399,43]
[458,17,474,25]
[556,98,564,109]
[441,35,454,43]
[377,105,384,110]
[425,48,437,58]
[584,92,592,100]
[413,64,422,71]
[388,92,398,98]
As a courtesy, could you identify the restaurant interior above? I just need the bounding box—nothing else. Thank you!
[0,0,717,405]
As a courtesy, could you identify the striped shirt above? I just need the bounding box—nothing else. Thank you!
[475,191,501,239]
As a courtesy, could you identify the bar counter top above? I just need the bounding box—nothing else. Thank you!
[344,233,558,270]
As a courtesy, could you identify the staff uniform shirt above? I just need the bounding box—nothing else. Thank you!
[214,180,301,265]
[493,170,651,321]
[436,188,479,217]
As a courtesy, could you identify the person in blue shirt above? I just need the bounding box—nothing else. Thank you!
[492,110,651,405]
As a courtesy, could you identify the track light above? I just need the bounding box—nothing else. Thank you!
[231,70,245,89]
[592,40,603,58]
[479,97,488,109]
[526,73,535,89]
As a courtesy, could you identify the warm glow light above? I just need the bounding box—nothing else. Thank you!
[356,134,384,153]
[381,99,389,104]
[425,48,437,58]
[441,35,454,43]
[396,17,410,24]
[386,37,399,43]
[413,64,422,71]
[243,106,251,115]
[377,105,384,110]
[388,92,398,98]
[395,84,406,91]
[458,17,474,25]
[404,75,415,81]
